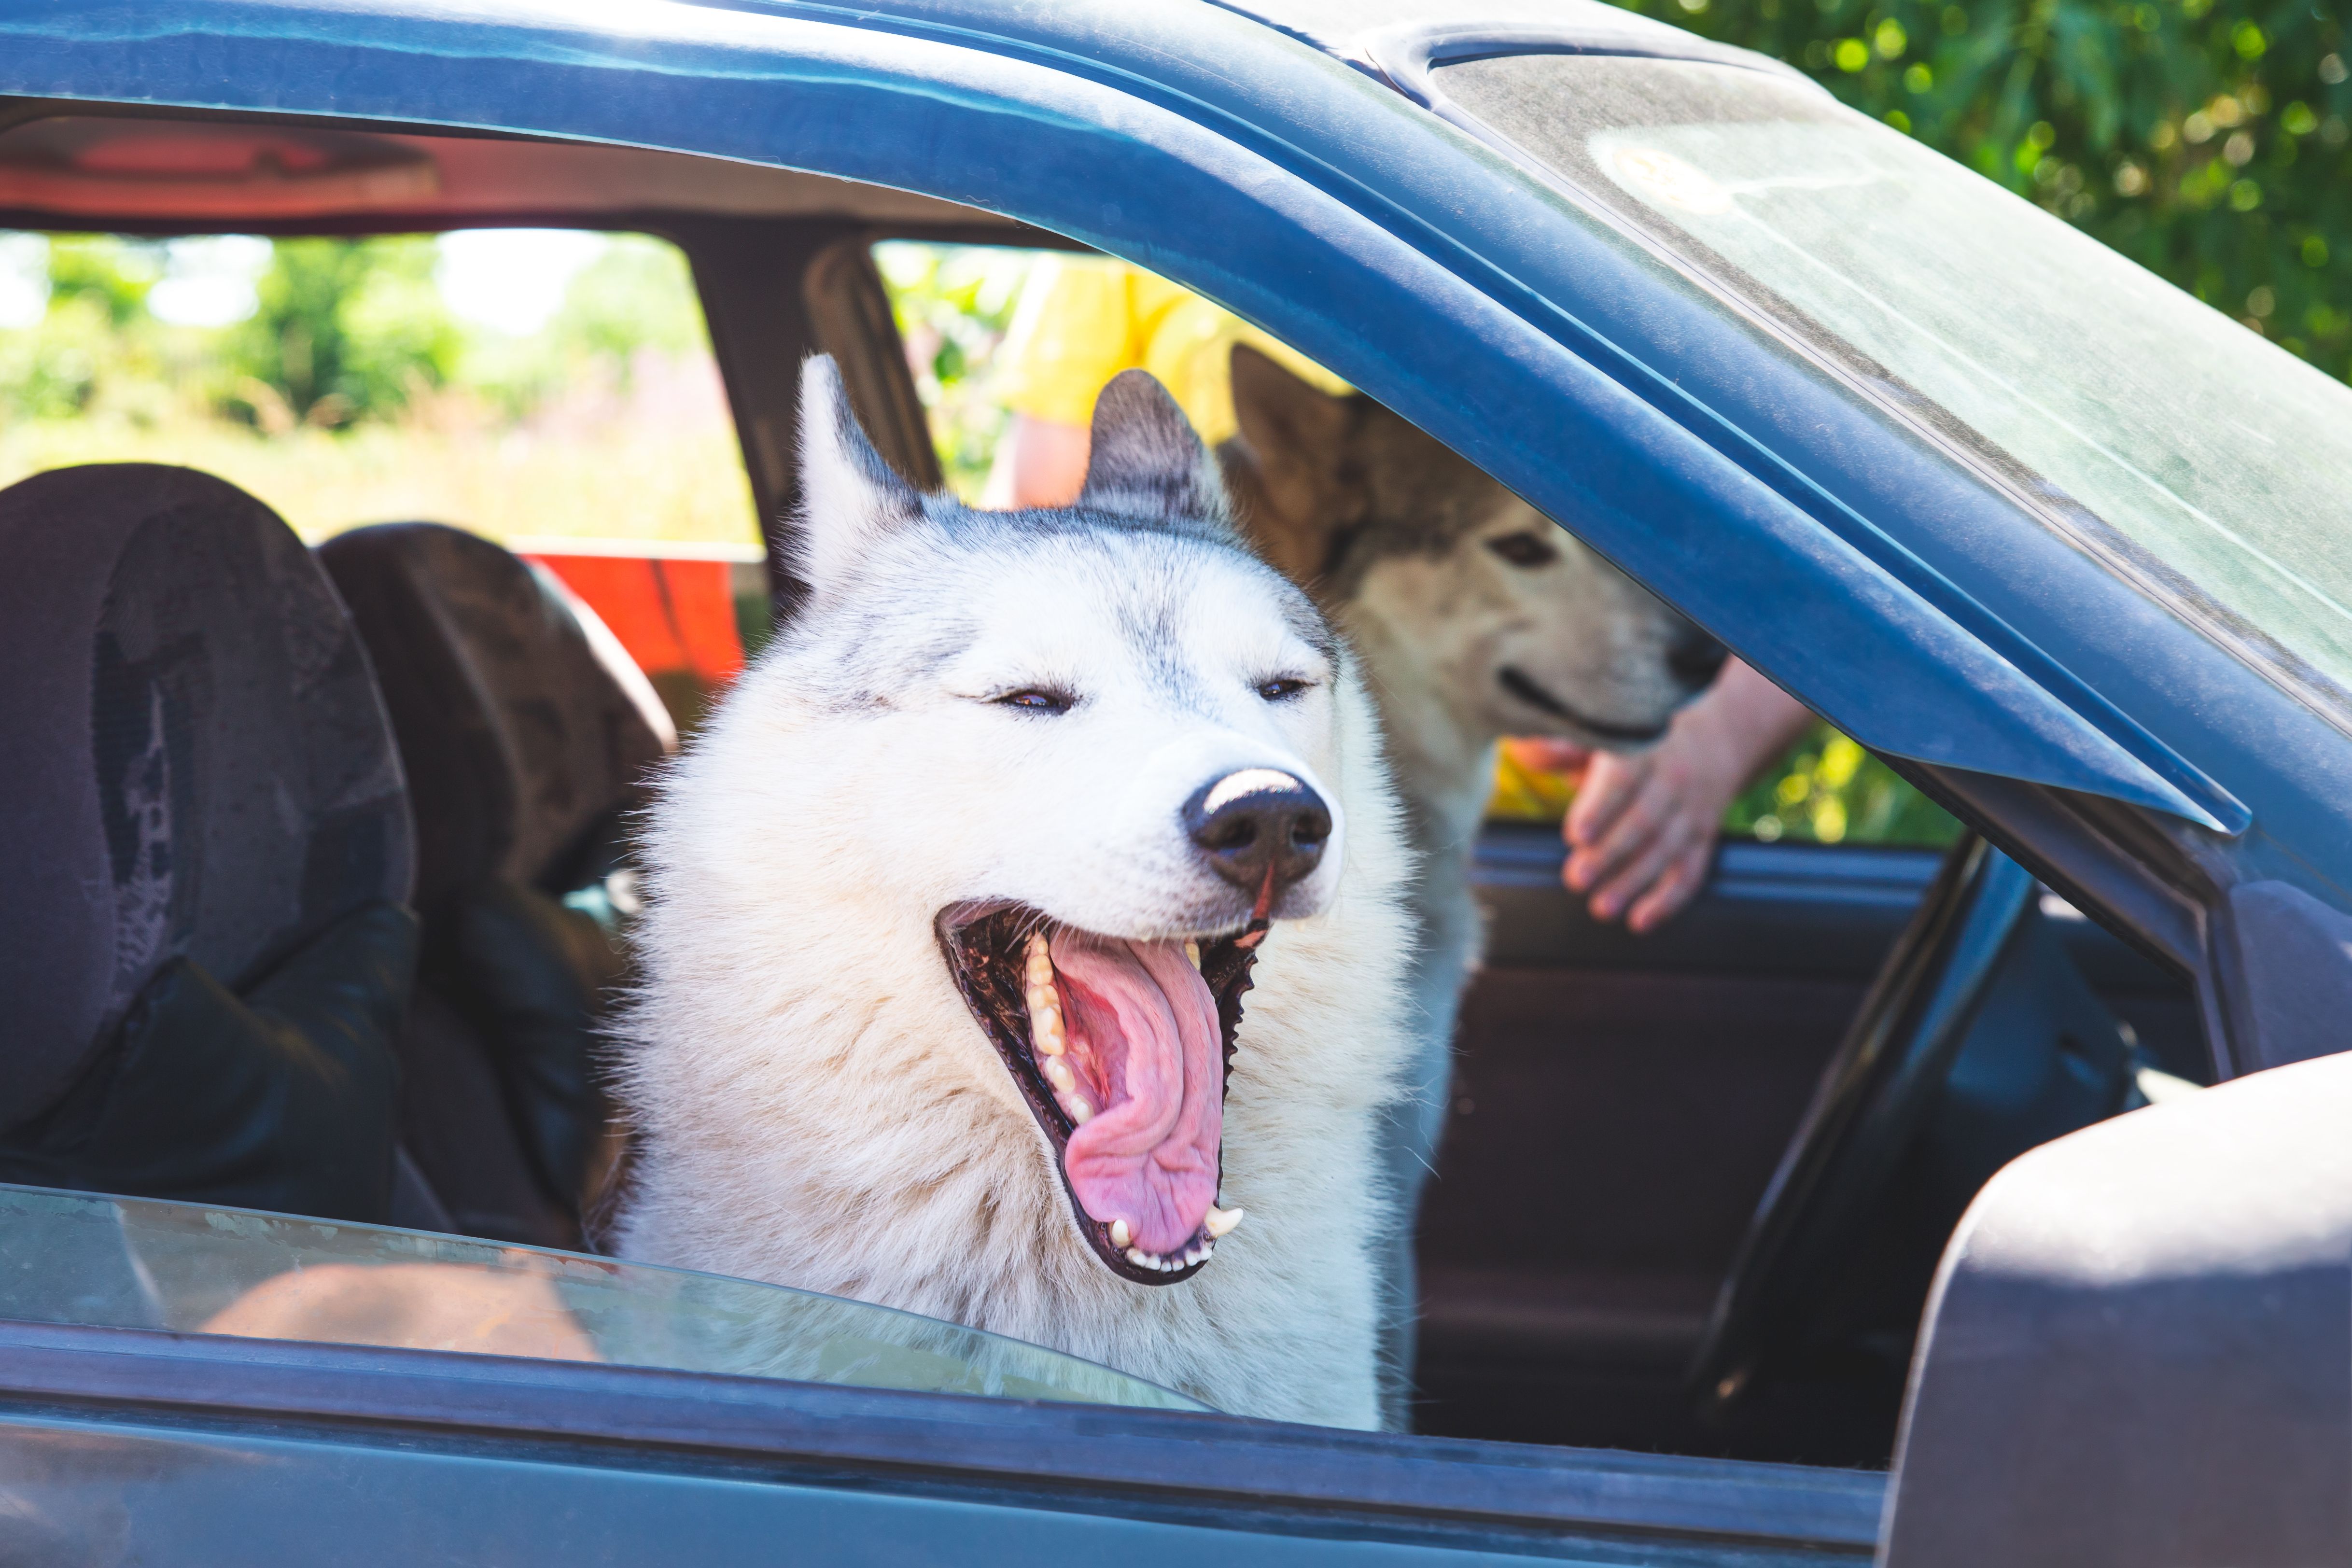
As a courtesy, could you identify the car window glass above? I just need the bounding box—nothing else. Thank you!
[1434,54,2352,724]
[0,1184,1203,1411]
[0,228,756,553]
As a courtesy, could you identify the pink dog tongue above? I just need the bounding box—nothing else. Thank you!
[1049,933,1223,1257]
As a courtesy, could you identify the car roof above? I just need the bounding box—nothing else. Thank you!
[4,0,2348,914]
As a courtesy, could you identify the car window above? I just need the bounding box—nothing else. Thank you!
[0,228,757,554]
[1432,54,2352,725]
[0,1184,1202,1411]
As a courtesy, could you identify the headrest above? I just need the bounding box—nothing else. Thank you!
[316,524,672,912]
[0,464,413,1120]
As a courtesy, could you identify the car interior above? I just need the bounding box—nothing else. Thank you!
[0,102,2215,1468]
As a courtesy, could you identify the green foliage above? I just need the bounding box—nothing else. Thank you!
[0,237,176,422]
[875,242,1036,498]
[457,236,709,416]
[1728,726,1964,845]
[222,236,460,428]
[1606,0,2352,376]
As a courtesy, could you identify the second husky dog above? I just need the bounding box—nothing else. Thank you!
[613,358,1414,1428]
[1221,346,1725,1414]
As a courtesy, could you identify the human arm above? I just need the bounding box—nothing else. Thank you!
[1506,659,1814,934]
[982,412,1092,509]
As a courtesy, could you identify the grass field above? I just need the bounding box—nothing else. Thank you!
[0,412,759,548]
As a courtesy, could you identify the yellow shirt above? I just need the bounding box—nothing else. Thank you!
[995,255,1351,447]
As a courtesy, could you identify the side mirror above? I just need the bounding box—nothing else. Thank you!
[1881,1051,2352,1567]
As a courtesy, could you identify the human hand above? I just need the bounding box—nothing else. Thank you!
[1505,661,1813,934]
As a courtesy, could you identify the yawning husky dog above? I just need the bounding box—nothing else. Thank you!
[613,358,1414,1428]
[1221,346,1724,1413]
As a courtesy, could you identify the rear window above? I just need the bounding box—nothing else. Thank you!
[0,227,757,553]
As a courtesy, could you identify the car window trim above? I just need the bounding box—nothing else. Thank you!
[0,1317,1882,1554]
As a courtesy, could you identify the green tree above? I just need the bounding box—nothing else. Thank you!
[224,236,460,427]
[1607,0,2351,374]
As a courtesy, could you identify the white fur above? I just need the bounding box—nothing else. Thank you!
[613,363,1416,1428]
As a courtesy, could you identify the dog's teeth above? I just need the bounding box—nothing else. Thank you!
[1185,940,1202,969]
[1204,1204,1244,1239]
[1042,1056,1075,1091]
[1067,1095,1093,1123]
[1109,1219,1132,1249]
[1126,1246,1151,1267]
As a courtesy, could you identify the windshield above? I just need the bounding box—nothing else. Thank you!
[1435,54,2352,721]
[0,1185,1202,1410]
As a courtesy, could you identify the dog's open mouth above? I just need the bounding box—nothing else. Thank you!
[937,904,1263,1285]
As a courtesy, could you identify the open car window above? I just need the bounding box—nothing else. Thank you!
[1432,54,2352,726]
[0,1184,1203,1411]
[0,224,756,557]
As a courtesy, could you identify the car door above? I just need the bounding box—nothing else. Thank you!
[0,1186,1883,1565]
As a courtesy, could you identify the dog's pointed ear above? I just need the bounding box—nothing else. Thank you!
[1221,344,1362,588]
[789,354,923,593]
[1077,370,1231,528]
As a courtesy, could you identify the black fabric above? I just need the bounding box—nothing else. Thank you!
[0,465,412,1125]
[315,523,668,910]
[0,902,415,1223]
[316,524,657,1248]
[428,879,626,1229]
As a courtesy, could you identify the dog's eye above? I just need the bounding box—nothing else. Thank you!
[1484,531,1560,568]
[1256,677,1312,702]
[995,688,1073,714]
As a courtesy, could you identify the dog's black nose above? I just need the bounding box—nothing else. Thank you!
[1667,626,1730,692]
[1184,769,1331,899]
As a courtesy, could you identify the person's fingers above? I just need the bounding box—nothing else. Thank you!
[1586,810,1698,924]
[1565,764,1675,894]
[1564,749,1652,855]
[1624,838,1714,934]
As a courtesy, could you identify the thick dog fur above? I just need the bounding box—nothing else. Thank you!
[1221,347,1718,1418]
[613,359,1416,1428]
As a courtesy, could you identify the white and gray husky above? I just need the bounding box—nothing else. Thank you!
[613,358,1415,1428]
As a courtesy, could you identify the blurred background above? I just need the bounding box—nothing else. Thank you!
[0,0,2339,839]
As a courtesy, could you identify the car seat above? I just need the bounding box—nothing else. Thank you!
[316,523,672,1249]
[0,465,418,1224]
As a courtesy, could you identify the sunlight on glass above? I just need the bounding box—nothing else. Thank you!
[1609,146,1736,214]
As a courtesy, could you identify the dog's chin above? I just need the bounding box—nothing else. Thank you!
[1495,664,1674,747]
[935,902,1263,1286]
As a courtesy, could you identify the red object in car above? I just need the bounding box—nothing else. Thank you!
[519,544,751,691]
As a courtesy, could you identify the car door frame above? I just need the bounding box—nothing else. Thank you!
[0,1315,1883,1561]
